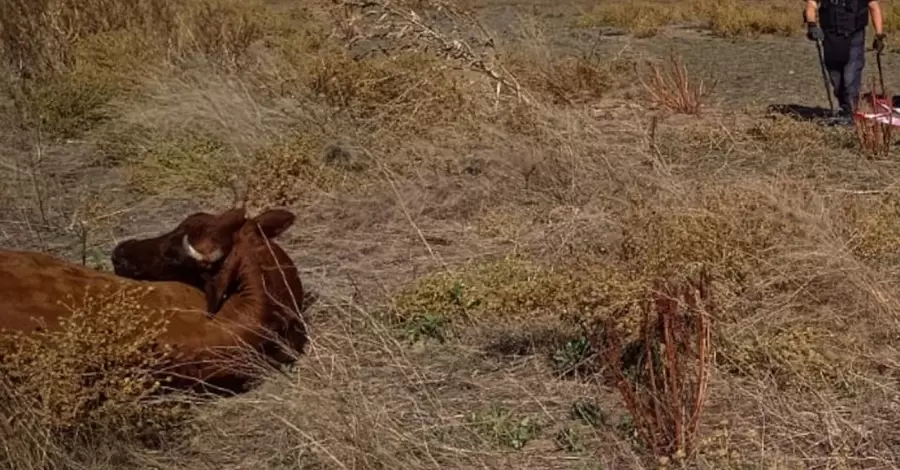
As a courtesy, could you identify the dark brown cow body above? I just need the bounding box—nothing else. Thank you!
[0,209,307,394]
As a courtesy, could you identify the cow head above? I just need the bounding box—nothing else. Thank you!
[111,207,247,287]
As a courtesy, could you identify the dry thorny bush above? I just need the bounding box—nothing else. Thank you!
[853,84,895,159]
[640,51,711,115]
[0,285,186,442]
[598,271,713,466]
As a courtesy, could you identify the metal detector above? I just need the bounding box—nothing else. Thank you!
[876,44,887,99]
[815,38,836,116]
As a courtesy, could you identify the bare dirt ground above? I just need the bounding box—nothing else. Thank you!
[5,0,900,469]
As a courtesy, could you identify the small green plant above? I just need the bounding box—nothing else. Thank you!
[448,280,481,312]
[392,256,645,330]
[570,399,606,428]
[403,313,450,344]
[244,131,353,211]
[617,414,637,439]
[552,337,594,376]
[468,406,540,450]
[554,427,584,452]
[83,248,112,272]
[19,72,117,138]
[122,128,236,198]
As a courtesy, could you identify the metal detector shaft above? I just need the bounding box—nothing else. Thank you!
[816,39,836,114]
[877,48,887,98]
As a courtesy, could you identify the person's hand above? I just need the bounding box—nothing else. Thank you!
[807,23,824,41]
[874,33,887,53]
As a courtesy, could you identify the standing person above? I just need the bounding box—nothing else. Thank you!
[805,0,886,124]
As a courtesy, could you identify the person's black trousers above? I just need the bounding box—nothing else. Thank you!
[823,28,867,116]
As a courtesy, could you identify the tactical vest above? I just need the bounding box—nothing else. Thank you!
[819,0,869,35]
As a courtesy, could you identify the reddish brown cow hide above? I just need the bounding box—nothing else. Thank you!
[0,209,307,394]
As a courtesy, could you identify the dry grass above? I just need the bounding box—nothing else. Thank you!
[578,0,802,38]
[576,2,690,38]
[881,2,900,35]
[503,17,634,106]
[694,0,799,38]
[5,0,900,469]
[0,0,271,139]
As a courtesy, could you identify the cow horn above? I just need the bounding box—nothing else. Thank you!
[183,234,206,261]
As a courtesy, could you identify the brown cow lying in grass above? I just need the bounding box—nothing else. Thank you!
[0,208,307,394]
[111,207,247,316]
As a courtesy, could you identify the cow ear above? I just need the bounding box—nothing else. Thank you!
[250,209,295,239]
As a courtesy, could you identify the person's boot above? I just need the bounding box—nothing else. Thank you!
[833,107,855,127]
[835,115,854,126]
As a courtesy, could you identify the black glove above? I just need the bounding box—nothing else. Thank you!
[807,22,824,42]
[874,33,887,53]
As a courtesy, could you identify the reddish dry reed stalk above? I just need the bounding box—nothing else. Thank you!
[598,271,713,465]
[639,51,708,115]
[853,81,894,159]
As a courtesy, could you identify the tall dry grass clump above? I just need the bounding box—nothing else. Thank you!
[640,51,710,115]
[880,2,900,36]
[501,15,637,106]
[576,2,688,38]
[0,0,270,137]
[0,375,64,470]
[340,0,534,108]
[0,0,177,79]
[0,0,266,79]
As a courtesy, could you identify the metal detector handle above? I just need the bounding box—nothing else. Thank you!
[876,47,887,99]
[816,39,836,115]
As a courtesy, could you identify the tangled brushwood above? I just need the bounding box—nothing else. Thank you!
[597,271,713,465]
[340,0,533,106]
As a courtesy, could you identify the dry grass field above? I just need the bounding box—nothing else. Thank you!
[5,0,900,468]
